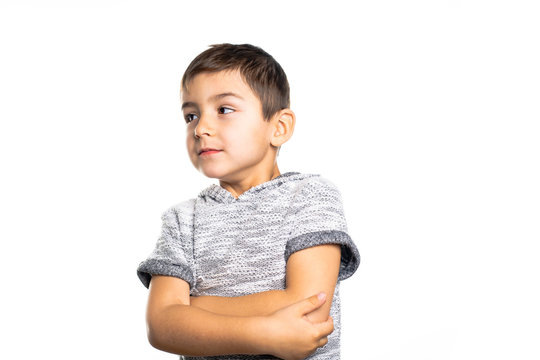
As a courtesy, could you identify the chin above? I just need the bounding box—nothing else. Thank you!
[198,166,228,180]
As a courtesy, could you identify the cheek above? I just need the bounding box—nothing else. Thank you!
[220,126,240,144]
[186,126,195,142]
[224,126,257,147]
[186,131,196,155]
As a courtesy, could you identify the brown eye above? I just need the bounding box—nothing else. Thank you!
[185,113,198,123]
[218,106,234,115]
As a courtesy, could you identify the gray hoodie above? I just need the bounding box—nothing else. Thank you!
[137,171,360,360]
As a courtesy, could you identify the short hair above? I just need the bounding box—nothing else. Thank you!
[181,43,290,121]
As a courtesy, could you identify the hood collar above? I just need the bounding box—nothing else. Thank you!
[198,171,317,204]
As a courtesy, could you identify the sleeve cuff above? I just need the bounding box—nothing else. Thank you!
[285,230,360,281]
[137,259,195,289]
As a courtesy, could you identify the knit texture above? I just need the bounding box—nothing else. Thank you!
[137,172,360,360]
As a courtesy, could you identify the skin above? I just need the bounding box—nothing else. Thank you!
[145,69,342,359]
[147,277,333,359]
[182,69,292,198]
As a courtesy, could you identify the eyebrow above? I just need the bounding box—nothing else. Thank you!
[181,92,245,110]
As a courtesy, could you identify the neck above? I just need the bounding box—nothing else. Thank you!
[219,165,281,199]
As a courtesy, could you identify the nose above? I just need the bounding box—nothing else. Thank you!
[193,114,214,138]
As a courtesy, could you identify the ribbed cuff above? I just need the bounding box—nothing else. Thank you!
[285,230,360,281]
[137,259,195,289]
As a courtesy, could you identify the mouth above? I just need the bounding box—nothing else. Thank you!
[199,148,222,156]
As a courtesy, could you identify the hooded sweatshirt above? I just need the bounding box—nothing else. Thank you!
[137,171,360,360]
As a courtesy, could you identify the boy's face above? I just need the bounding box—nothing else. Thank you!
[182,70,278,183]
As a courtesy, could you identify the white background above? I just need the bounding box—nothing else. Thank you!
[1,0,539,359]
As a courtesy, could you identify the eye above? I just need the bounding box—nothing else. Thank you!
[184,113,198,124]
[218,106,234,115]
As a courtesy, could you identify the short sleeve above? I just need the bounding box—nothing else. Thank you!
[284,176,360,281]
[137,202,195,289]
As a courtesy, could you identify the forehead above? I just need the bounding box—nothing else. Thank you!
[182,70,257,101]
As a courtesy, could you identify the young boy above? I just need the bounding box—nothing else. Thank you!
[137,43,360,360]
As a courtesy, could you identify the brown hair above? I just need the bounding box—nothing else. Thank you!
[181,43,290,121]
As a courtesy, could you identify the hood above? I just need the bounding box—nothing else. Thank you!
[197,171,319,204]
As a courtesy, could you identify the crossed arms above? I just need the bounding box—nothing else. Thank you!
[145,244,341,360]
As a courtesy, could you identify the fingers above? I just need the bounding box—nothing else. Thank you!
[316,317,333,349]
[318,336,329,348]
[298,292,327,316]
[315,315,334,337]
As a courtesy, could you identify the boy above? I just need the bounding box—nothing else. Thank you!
[137,43,360,359]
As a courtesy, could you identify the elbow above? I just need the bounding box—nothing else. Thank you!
[146,320,187,355]
[145,306,192,355]
[146,317,167,351]
[147,330,160,350]
[145,308,176,353]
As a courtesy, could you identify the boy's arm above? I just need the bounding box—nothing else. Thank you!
[146,275,333,358]
[190,244,341,323]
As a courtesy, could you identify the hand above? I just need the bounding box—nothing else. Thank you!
[264,292,334,360]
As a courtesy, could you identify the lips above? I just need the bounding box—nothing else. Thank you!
[199,148,222,155]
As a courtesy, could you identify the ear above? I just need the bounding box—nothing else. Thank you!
[270,108,296,148]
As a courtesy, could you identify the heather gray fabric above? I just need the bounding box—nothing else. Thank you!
[137,171,360,360]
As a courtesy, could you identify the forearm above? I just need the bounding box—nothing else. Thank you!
[190,289,296,317]
[148,303,270,356]
[190,287,335,323]
[190,244,341,322]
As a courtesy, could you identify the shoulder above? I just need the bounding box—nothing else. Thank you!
[160,198,196,223]
[305,174,341,192]
[292,173,344,203]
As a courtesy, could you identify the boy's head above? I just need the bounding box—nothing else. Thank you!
[180,43,295,190]
[181,43,290,122]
